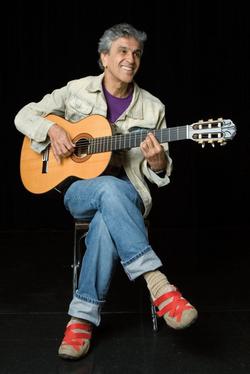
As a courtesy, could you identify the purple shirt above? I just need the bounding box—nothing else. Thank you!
[103,85,133,124]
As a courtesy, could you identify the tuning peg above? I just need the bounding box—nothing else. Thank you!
[211,142,215,148]
[201,142,205,148]
[208,119,213,128]
[217,139,226,145]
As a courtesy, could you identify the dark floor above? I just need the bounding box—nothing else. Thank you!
[1,227,250,374]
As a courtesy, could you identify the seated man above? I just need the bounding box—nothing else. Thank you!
[14,22,198,360]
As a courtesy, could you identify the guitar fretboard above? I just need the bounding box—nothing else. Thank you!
[86,126,188,154]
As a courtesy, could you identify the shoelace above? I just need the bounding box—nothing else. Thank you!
[62,322,92,352]
[153,291,193,322]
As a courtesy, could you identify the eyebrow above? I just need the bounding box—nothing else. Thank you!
[117,45,142,54]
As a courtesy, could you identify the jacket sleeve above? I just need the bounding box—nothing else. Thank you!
[14,86,67,152]
[142,151,172,186]
[141,110,173,187]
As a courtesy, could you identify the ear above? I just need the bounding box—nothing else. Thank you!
[100,52,108,68]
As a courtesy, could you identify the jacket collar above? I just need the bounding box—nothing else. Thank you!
[86,73,143,120]
[86,73,104,93]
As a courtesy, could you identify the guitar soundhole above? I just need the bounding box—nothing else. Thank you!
[71,133,92,163]
[75,139,89,157]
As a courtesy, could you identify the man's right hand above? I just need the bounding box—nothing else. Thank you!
[48,123,75,164]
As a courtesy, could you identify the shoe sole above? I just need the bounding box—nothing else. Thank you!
[165,313,198,330]
[58,345,90,360]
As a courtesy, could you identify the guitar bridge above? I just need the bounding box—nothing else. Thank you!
[42,146,50,173]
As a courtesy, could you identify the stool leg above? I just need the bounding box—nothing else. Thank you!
[72,224,79,295]
[145,221,158,332]
[151,298,158,332]
[72,222,89,296]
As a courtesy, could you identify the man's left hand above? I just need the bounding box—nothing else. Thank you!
[140,133,167,172]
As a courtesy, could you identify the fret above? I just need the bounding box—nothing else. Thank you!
[106,136,109,152]
[95,137,98,153]
[103,137,106,152]
[100,137,103,152]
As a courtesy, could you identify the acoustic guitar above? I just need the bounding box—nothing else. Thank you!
[20,114,236,194]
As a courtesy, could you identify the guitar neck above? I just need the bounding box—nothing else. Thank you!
[88,126,187,154]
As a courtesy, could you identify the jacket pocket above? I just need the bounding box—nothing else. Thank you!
[65,96,93,121]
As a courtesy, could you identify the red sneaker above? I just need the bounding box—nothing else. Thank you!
[153,288,198,329]
[58,319,92,360]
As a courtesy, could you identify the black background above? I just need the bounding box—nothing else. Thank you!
[1,3,250,371]
[2,0,249,237]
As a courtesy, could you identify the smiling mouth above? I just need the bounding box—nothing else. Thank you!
[121,66,134,74]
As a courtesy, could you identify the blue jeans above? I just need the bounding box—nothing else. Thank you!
[64,175,162,325]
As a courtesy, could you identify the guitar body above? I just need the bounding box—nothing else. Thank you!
[20,114,112,194]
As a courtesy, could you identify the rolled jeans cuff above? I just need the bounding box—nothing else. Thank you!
[68,295,104,326]
[122,248,163,281]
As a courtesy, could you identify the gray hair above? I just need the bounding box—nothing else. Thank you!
[97,23,147,70]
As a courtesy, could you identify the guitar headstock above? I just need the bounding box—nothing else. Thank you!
[189,118,237,147]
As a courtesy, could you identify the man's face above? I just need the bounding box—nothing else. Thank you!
[101,36,142,84]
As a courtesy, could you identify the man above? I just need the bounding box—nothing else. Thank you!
[15,23,198,360]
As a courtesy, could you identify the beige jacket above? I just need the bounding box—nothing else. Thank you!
[15,73,172,217]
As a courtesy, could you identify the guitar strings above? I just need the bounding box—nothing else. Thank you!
[73,127,187,153]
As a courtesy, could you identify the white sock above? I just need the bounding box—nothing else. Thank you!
[143,270,175,299]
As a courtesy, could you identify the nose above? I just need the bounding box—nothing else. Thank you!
[127,50,135,63]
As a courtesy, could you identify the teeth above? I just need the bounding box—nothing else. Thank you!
[122,66,133,71]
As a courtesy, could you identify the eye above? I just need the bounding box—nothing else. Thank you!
[134,50,142,58]
[118,47,128,55]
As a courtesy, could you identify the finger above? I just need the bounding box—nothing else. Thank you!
[140,139,151,152]
[144,136,153,148]
[140,143,148,157]
[141,141,150,153]
[61,143,74,155]
[147,133,160,147]
[65,135,76,149]
[51,143,61,164]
